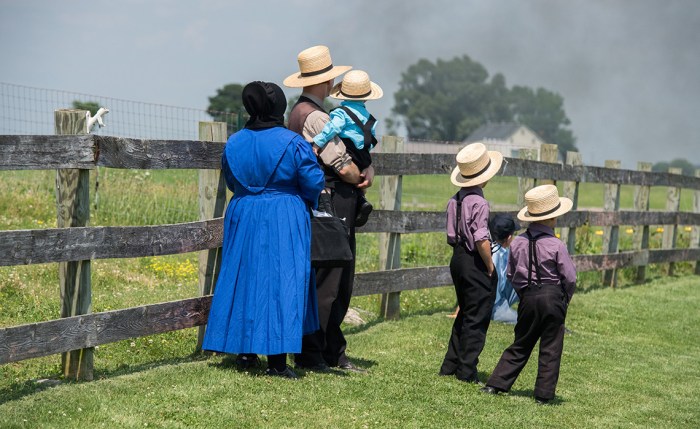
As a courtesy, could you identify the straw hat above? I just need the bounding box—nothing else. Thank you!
[450,142,503,187]
[517,184,573,222]
[329,70,383,101]
[283,45,352,88]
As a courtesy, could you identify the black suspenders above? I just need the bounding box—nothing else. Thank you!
[335,106,378,149]
[453,190,481,249]
[525,230,545,287]
[525,230,569,303]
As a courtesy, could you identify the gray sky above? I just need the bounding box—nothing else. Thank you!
[1,0,698,168]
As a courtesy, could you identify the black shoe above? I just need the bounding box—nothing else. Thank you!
[458,376,484,386]
[265,366,299,379]
[534,396,551,405]
[480,386,504,395]
[235,354,261,370]
[294,362,331,372]
[354,200,373,227]
[337,361,367,374]
[438,370,455,377]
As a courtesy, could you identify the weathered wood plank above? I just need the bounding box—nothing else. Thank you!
[633,162,653,283]
[560,152,582,254]
[535,143,559,186]
[359,209,700,234]
[3,134,700,190]
[4,245,700,364]
[517,148,538,207]
[693,170,700,275]
[354,266,453,296]
[378,136,403,320]
[0,219,224,266]
[3,211,699,267]
[94,136,224,169]
[354,247,700,297]
[663,168,682,276]
[0,297,212,364]
[0,135,96,170]
[602,160,621,287]
[196,122,228,351]
[55,109,93,381]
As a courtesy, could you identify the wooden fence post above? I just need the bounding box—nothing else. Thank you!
[633,162,653,283]
[379,136,403,320]
[536,143,559,186]
[196,122,228,351]
[55,109,93,381]
[560,151,582,254]
[663,167,682,276]
[517,148,538,207]
[693,169,700,275]
[602,160,621,287]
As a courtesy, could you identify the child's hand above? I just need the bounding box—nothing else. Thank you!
[312,143,320,155]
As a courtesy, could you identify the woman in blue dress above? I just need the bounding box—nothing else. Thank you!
[203,81,325,378]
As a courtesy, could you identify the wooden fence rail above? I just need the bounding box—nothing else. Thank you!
[3,135,700,188]
[2,130,700,374]
[2,210,700,267]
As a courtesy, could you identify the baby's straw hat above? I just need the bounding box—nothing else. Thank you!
[517,184,573,222]
[329,70,383,101]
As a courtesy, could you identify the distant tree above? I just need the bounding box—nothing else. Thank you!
[509,86,578,157]
[653,158,696,176]
[392,55,577,157]
[393,56,511,141]
[207,83,245,132]
[72,100,100,115]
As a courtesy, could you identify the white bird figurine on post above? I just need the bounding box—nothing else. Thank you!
[86,107,109,133]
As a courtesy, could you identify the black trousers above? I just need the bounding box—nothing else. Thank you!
[440,245,497,380]
[486,284,568,400]
[296,182,357,367]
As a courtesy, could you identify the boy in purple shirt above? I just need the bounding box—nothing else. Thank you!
[481,184,577,404]
[439,142,503,383]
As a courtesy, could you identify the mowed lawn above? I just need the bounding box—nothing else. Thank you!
[1,168,699,427]
[1,275,699,428]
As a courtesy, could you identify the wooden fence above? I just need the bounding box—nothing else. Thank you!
[1,112,699,380]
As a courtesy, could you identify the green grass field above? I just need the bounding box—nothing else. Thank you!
[1,168,699,427]
[1,276,698,428]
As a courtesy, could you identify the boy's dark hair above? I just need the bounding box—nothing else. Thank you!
[489,214,520,241]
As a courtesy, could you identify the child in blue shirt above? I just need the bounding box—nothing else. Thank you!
[489,214,520,324]
[313,70,383,227]
[448,213,520,323]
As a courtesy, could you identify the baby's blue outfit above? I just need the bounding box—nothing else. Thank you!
[492,244,519,324]
[312,100,378,149]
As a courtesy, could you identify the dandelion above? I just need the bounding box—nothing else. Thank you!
[626,228,634,234]
[656,227,664,233]
[685,226,693,232]
[595,230,604,236]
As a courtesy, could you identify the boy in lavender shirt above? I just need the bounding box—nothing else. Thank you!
[482,184,577,404]
[439,142,503,383]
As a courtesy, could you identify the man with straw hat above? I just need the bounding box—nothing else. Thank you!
[286,45,371,373]
[481,184,577,404]
[440,142,503,384]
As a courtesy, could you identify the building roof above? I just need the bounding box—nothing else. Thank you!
[464,122,523,143]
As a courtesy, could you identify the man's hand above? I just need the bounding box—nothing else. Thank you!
[357,165,375,189]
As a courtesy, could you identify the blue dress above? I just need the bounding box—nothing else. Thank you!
[202,127,325,355]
